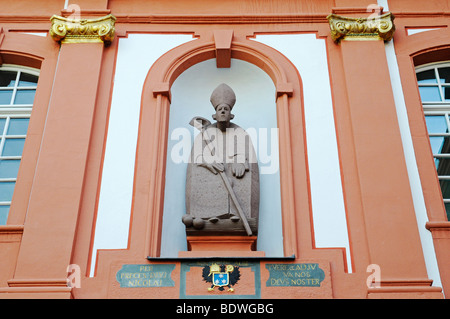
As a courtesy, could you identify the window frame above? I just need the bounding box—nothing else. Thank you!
[0,65,39,224]
[416,61,450,105]
[416,61,450,219]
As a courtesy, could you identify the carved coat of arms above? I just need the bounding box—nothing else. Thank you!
[202,263,240,292]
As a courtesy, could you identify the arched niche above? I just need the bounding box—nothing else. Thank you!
[160,58,283,256]
[135,37,309,258]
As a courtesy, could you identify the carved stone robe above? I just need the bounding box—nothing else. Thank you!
[185,122,259,223]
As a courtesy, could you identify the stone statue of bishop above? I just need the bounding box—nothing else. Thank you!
[183,83,259,235]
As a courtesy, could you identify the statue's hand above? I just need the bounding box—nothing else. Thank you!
[199,162,224,175]
[212,162,224,173]
[232,163,246,178]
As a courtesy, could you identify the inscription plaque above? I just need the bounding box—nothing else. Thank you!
[116,264,175,288]
[266,263,325,287]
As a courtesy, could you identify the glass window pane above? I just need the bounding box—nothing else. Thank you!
[417,69,438,84]
[419,86,442,102]
[18,73,38,87]
[0,118,5,133]
[438,67,450,84]
[443,86,450,101]
[0,90,13,105]
[430,136,445,155]
[0,182,15,201]
[435,157,441,169]
[2,139,25,156]
[7,118,29,135]
[437,156,450,175]
[0,71,17,87]
[425,115,447,134]
[439,135,450,154]
[0,205,9,225]
[440,179,450,198]
[14,89,36,105]
[436,135,450,173]
[445,203,450,221]
[0,160,21,178]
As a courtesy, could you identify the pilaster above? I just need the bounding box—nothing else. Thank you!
[327,10,443,298]
[1,14,115,299]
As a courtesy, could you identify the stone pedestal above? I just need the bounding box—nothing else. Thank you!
[178,236,265,258]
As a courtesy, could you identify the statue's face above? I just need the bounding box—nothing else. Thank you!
[215,104,232,123]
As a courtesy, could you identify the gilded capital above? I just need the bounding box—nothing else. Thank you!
[327,12,395,42]
[50,14,116,44]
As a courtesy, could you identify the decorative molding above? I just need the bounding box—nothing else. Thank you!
[49,14,116,44]
[152,82,171,102]
[327,12,395,42]
[331,6,384,15]
[425,221,450,230]
[0,11,449,25]
[0,225,23,243]
[60,9,112,19]
[7,278,69,287]
[366,277,442,298]
[276,82,294,98]
[426,221,450,239]
[213,30,233,68]
[0,286,72,296]
[113,13,327,24]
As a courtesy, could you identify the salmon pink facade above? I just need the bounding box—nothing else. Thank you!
[0,0,449,299]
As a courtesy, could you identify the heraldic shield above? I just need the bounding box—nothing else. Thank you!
[213,272,229,287]
[202,263,240,292]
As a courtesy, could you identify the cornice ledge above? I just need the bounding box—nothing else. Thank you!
[327,12,395,43]
[49,14,116,44]
[425,221,450,231]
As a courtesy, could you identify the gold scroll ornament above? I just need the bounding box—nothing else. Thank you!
[50,14,116,44]
[327,12,395,42]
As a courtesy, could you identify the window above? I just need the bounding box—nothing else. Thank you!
[416,62,450,221]
[0,66,38,225]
